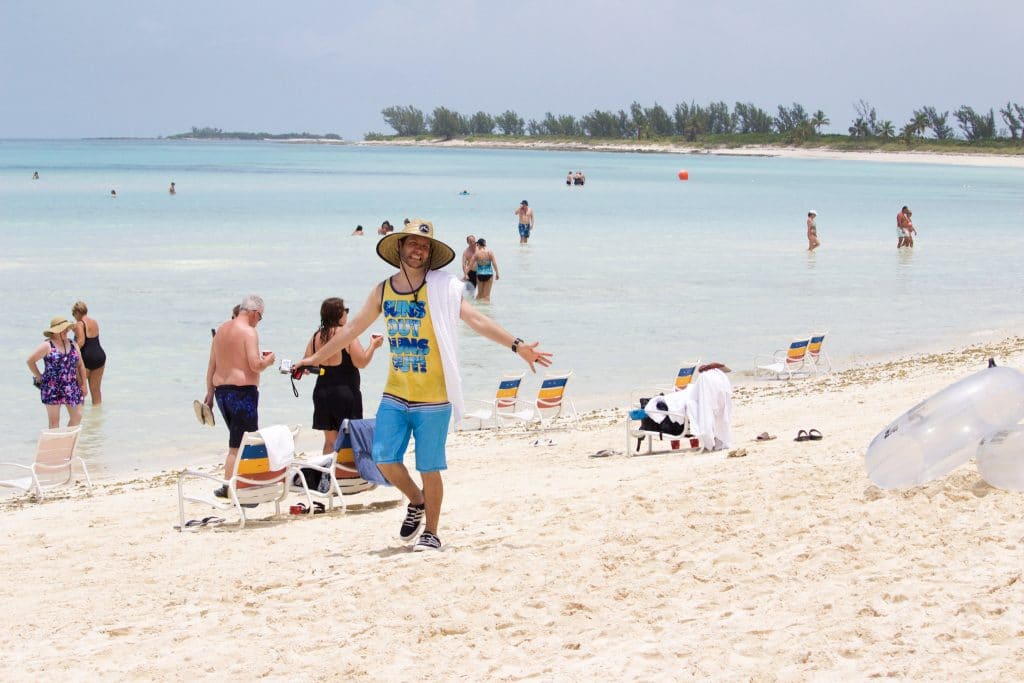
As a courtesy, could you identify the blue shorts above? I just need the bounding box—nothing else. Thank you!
[518,223,531,239]
[215,385,259,449]
[372,396,451,472]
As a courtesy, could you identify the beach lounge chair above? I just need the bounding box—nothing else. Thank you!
[458,372,527,430]
[625,387,699,457]
[807,331,832,374]
[177,425,299,530]
[754,338,811,380]
[0,426,91,501]
[289,419,391,512]
[670,361,701,391]
[504,370,579,430]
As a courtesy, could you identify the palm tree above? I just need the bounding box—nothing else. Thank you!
[878,120,896,139]
[811,110,830,133]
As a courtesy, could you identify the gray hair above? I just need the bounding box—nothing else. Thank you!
[239,294,264,312]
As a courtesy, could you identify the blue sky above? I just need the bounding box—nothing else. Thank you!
[1,0,1020,138]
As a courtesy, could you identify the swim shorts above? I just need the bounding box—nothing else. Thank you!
[466,270,477,287]
[372,395,451,472]
[214,384,259,448]
[518,223,531,239]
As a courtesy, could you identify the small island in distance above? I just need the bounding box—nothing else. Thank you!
[166,126,343,142]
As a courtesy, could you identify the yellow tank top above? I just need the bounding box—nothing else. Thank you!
[381,277,448,403]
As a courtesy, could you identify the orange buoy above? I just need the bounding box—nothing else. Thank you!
[677,170,689,181]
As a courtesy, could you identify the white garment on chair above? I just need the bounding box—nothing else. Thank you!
[258,425,295,470]
[642,370,733,451]
[644,387,695,426]
[692,369,733,451]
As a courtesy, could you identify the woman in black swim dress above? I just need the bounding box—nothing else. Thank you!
[299,298,384,454]
[71,300,106,405]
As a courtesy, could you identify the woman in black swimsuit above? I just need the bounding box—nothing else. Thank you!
[299,298,384,454]
[71,300,106,405]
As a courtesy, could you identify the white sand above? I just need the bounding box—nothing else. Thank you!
[359,138,1024,169]
[3,337,1024,680]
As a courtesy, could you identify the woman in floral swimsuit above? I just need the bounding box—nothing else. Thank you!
[26,316,88,428]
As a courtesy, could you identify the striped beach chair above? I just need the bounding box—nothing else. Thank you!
[177,425,298,530]
[288,419,385,514]
[807,332,832,374]
[754,338,811,380]
[507,371,579,430]
[459,372,526,430]
[672,360,701,391]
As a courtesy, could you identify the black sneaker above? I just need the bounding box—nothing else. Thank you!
[413,531,442,552]
[399,503,425,541]
[213,485,228,499]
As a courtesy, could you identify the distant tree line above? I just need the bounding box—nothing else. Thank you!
[168,126,342,141]
[371,100,1024,145]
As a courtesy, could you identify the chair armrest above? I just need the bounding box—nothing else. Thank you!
[177,468,226,485]
[0,462,33,474]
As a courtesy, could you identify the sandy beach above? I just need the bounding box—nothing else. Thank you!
[358,138,1024,169]
[3,335,1024,680]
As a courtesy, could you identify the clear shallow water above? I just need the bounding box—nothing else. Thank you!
[2,139,1023,478]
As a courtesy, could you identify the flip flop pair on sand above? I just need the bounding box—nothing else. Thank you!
[174,516,225,531]
[794,429,823,442]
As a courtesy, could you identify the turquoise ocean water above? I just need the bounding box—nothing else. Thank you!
[2,139,1023,479]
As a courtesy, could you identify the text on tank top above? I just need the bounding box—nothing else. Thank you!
[381,276,447,403]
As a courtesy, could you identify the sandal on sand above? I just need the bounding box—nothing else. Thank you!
[755,432,776,441]
[807,429,823,441]
[727,448,748,458]
[589,449,620,458]
[174,516,225,531]
[794,430,809,442]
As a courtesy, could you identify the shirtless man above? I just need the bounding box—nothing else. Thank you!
[204,294,276,486]
[897,206,909,248]
[515,200,534,244]
[461,234,478,287]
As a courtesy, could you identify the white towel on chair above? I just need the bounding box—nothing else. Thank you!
[259,425,295,470]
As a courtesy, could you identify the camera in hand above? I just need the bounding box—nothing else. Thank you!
[281,359,317,380]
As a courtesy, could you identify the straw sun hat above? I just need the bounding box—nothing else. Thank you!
[375,219,455,271]
[44,316,73,337]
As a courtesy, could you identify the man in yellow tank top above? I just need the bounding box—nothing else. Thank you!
[302,220,552,552]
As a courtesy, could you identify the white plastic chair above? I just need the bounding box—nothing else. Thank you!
[504,371,579,430]
[754,338,811,380]
[459,372,527,430]
[177,425,299,530]
[0,427,91,501]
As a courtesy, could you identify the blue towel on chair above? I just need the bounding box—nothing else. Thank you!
[335,419,390,486]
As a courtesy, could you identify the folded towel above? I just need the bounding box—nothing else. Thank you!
[258,425,295,470]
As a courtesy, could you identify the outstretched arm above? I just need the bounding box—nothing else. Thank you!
[459,298,552,373]
[302,283,383,366]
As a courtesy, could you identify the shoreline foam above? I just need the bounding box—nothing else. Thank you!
[2,335,1023,678]
[357,138,1024,168]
